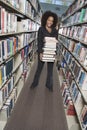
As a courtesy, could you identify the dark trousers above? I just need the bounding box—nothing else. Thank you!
[32,55,54,88]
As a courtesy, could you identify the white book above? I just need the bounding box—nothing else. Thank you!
[44,37,58,42]
[43,48,56,51]
[43,51,56,55]
[0,41,2,62]
[42,54,54,58]
[8,13,11,33]
[19,0,26,13]
[0,90,4,109]
[4,10,7,33]
[0,105,9,121]
[83,55,87,67]
[81,75,87,90]
[42,57,55,60]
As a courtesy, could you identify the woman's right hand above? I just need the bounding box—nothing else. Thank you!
[40,53,43,61]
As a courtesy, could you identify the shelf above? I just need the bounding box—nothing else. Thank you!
[63,69,83,130]
[60,21,87,28]
[0,30,38,37]
[62,3,87,22]
[59,33,87,46]
[58,39,87,73]
[58,67,80,130]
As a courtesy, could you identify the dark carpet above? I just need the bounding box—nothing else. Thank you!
[4,59,68,130]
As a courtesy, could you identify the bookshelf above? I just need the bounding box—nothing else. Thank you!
[58,0,87,130]
[0,0,42,129]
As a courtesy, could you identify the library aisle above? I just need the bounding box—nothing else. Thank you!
[4,58,68,130]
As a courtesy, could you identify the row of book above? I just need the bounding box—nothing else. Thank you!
[0,59,30,121]
[59,25,87,43]
[0,33,36,62]
[61,67,87,129]
[4,0,36,18]
[61,46,87,91]
[63,67,81,103]
[59,36,87,66]
[0,5,39,34]
[0,87,17,121]
[61,80,76,115]
[0,76,14,109]
[58,45,87,129]
[0,52,32,110]
[63,7,87,26]
[17,19,39,32]
[0,42,33,88]
[62,0,87,20]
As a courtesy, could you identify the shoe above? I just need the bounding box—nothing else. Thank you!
[30,84,37,89]
[46,86,53,92]
[49,87,53,92]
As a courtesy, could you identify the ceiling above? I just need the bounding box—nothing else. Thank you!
[39,0,74,17]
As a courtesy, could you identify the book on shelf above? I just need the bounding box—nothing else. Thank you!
[80,105,87,129]
[79,8,86,23]
[79,46,87,62]
[0,87,17,121]
[67,101,76,116]
[73,43,82,58]
[17,19,37,32]
[0,6,17,33]
[83,54,87,67]
[69,81,79,102]
[69,40,76,52]
[0,76,14,109]
[78,69,87,90]
[5,58,13,78]
[19,0,26,13]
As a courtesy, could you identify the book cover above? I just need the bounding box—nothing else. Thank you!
[5,58,13,78]
[1,8,5,33]
[79,9,86,23]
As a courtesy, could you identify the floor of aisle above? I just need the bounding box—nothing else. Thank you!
[4,58,68,130]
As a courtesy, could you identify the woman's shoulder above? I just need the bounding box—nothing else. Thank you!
[38,26,45,32]
[53,28,58,32]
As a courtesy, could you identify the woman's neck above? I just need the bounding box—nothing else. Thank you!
[45,26,52,33]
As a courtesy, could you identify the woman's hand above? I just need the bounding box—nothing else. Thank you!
[40,53,43,61]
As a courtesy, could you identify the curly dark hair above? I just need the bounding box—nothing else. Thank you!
[41,11,58,28]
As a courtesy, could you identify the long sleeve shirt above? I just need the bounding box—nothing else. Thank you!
[37,26,58,54]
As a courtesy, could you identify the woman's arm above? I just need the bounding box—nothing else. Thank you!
[37,27,43,54]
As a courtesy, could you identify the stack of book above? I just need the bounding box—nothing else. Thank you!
[41,37,57,62]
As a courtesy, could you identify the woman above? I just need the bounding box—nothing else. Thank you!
[30,11,58,91]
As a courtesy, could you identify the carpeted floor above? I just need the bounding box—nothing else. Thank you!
[4,59,68,130]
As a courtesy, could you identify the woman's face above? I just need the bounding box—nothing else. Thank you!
[46,16,54,28]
